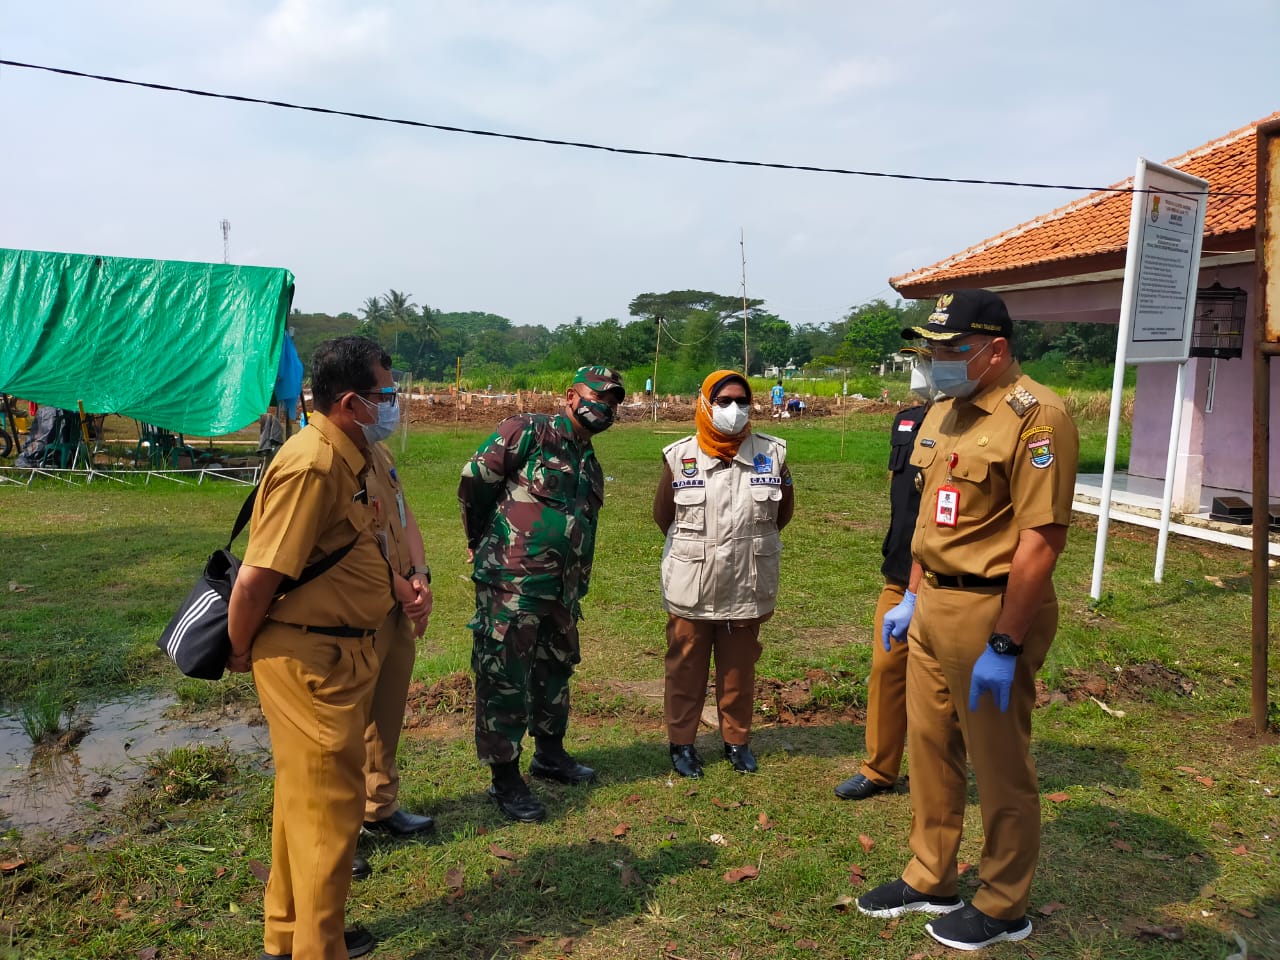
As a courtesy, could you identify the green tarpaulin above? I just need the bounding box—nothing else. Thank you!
[0,248,294,436]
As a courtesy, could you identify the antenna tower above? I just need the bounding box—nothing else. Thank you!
[220,219,231,264]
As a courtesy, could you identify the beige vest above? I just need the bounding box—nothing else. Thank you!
[660,432,786,620]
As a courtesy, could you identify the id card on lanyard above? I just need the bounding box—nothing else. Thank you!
[935,452,960,528]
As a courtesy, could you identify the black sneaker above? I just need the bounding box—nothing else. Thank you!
[856,878,964,918]
[926,905,1032,951]
[260,926,376,960]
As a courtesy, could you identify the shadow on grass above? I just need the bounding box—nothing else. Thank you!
[1034,740,1139,792]
[1034,805,1215,938]
[375,840,709,960]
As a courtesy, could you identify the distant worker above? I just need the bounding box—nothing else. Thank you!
[459,366,625,823]
[770,380,785,418]
[654,370,794,778]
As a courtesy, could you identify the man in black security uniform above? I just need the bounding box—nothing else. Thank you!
[835,349,933,800]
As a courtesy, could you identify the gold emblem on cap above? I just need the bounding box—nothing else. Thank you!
[978,436,989,446]
[936,293,954,309]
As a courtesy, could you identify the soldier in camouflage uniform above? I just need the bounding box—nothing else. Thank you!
[459,365,625,823]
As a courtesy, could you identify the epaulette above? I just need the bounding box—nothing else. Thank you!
[1005,385,1039,417]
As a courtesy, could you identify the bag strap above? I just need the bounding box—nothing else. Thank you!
[225,483,359,593]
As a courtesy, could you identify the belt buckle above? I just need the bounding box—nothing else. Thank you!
[924,570,939,587]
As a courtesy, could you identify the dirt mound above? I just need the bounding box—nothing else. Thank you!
[1111,661,1196,699]
[404,672,472,728]
[755,669,864,727]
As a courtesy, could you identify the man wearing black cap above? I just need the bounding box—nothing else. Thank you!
[459,365,624,823]
[856,290,1078,951]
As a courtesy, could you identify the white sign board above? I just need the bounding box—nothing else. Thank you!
[1124,160,1210,363]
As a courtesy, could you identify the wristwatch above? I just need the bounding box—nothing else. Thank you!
[988,632,1024,656]
[406,565,431,585]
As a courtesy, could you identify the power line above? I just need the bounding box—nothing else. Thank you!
[0,58,1252,198]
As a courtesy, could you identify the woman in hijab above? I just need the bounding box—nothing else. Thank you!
[653,370,794,778]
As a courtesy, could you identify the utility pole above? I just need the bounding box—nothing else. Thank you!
[651,315,663,423]
[220,219,231,264]
[739,228,749,374]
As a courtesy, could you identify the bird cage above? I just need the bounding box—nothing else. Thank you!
[1189,282,1246,359]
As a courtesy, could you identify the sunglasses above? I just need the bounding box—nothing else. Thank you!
[711,397,750,408]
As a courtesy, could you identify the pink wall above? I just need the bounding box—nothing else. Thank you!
[1003,262,1278,497]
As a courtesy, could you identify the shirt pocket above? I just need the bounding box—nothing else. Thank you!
[662,537,706,609]
[752,534,781,606]
[673,484,706,533]
[888,427,917,473]
[949,454,992,519]
[909,444,938,472]
[531,463,577,507]
[750,482,781,527]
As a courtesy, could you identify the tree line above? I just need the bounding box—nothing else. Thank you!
[289,289,1122,393]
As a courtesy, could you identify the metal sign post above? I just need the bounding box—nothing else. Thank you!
[1091,158,1209,598]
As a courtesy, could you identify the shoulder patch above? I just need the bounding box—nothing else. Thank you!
[1005,385,1040,417]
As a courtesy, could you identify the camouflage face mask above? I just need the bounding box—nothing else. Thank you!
[573,396,615,434]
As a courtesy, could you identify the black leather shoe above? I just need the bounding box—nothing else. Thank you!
[834,773,892,800]
[724,742,757,773]
[363,808,436,837]
[488,782,547,823]
[529,748,596,785]
[351,855,372,881]
[260,926,376,960]
[669,743,703,779]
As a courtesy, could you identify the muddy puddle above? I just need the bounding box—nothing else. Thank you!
[0,695,269,837]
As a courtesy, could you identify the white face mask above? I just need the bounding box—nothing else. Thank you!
[909,362,935,401]
[355,393,401,443]
[710,399,750,435]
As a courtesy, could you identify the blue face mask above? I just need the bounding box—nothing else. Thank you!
[355,393,401,443]
[930,340,993,399]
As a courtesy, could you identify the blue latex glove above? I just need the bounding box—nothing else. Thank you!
[881,589,917,652]
[968,647,1018,712]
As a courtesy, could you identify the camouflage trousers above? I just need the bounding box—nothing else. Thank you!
[470,588,581,765]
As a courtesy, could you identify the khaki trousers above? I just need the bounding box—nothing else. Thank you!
[664,614,764,746]
[364,611,415,820]
[253,622,380,960]
[859,580,908,786]
[901,579,1056,920]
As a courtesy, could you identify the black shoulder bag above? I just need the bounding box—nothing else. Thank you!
[157,486,356,680]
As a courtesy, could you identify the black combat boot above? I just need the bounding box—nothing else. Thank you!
[529,735,597,784]
[488,761,547,823]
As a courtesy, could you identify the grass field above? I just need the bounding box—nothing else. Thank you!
[0,416,1276,960]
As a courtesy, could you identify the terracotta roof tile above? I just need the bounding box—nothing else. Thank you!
[891,112,1278,297]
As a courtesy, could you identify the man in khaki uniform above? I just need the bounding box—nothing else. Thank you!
[360,426,435,845]
[228,336,428,960]
[857,290,1078,952]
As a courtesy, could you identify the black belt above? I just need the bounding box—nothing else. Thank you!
[925,571,1008,589]
[276,622,376,638]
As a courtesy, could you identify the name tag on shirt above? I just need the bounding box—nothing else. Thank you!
[396,490,407,529]
[935,485,959,527]
[672,478,705,489]
[749,476,782,486]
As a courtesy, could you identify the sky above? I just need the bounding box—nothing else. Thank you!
[3,1,1279,330]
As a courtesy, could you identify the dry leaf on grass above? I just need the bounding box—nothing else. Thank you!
[511,934,541,946]
[557,936,577,954]
[625,794,643,805]
[1039,902,1067,916]
[248,859,271,883]
[794,939,819,950]
[1176,765,1199,775]
[1090,696,1126,718]
[1046,791,1070,803]
[613,823,630,838]
[1195,776,1215,788]
[620,865,640,888]
[1112,839,1133,853]
[711,798,742,809]
[1134,923,1184,942]
[0,860,26,874]
[858,834,875,853]
[723,865,759,883]
[1205,575,1225,588]
[957,861,972,875]
[1230,844,1249,856]
[488,843,517,861]
[708,833,728,846]
[444,867,464,889]
[848,864,866,885]
[137,949,159,960]
[830,894,856,912]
